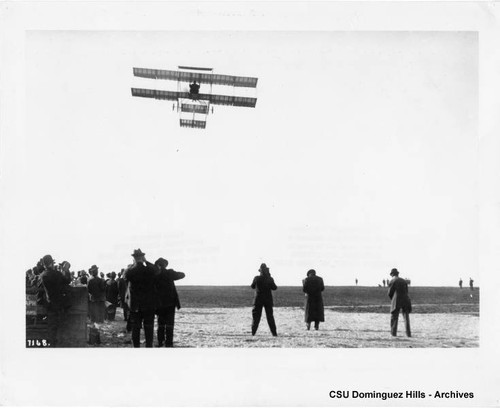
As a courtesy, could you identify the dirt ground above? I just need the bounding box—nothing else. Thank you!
[95,307,479,348]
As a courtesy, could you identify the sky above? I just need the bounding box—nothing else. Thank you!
[15,30,478,286]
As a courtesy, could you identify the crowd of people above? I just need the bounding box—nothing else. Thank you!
[25,249,185,348]
[26,248,433,347]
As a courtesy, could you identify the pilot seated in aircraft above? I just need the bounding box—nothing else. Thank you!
[189,81,200,95]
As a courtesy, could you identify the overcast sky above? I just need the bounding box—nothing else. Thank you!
[17,30,477,286]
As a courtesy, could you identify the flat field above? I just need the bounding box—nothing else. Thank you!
[176,285,479,314]
[95,286,479,348]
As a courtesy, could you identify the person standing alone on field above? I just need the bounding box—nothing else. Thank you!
[123,249,159,348]
[251,263,278,336]
[387,268,411,337]
[302,269,325,330]
[469,277,474,290]
[459,278,463,289]
[154,257,185,347]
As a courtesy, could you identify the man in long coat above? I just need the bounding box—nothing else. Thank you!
[39,254,72,347]
[87,265,106,323]
[123,249,159,348]
[154,258,185,347]
[387,268,411,337]
[250,263,278,336]
[302,269,325,330]
[116,270,129,321]
[105,272,119,321]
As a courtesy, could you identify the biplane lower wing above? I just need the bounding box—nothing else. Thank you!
[131,88,189,101]
[207,94,257,108]
[181,103,209,114]
[131,88,257,108]
[180,119,206,129]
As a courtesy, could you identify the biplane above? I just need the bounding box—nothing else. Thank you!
[131,66,258,129]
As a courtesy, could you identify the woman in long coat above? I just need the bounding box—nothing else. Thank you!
[302,269,325,330]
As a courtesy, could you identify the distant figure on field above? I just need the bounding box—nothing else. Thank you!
[154,258,185,347]
[250,263,278,336]
[383,279,386,287]
[355,278,358,286]
[302,269,325,330]
[87,265,106,323]
[469,278,474,290]
[123,249,159,348]
[39,254,72,347]
[388,268,411,337]
[459,278,463,289]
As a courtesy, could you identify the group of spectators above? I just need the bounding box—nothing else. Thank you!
[25,249,185,348]
[26,250,415,347]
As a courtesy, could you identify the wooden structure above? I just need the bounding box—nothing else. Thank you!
[26,286,89,347]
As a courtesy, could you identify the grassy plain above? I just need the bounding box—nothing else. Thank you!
[90,286,479,347]
[177,285,479,315]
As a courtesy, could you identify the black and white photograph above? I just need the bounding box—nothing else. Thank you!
[2,1,500,406]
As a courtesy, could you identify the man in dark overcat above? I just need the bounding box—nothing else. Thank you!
[387,268,412,337]
[250,263,278,337]
[116,269,129,321]
[154,258,185,347]
[105,271,119,321]
[87,265,106,323]
[302,269,325,330]
[123,249,158,348]
[39,254,72,347]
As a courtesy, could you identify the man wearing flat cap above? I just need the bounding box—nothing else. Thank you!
[387,268,411,337]
[123,249,159,348]
[154,258,185,347]
[250,263,278,336]
[39,254,72,347]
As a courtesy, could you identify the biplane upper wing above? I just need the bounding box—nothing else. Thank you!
[133,67,258,88]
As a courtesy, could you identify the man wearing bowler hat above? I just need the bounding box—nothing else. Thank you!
[250,263,278,336]
[154,258,185,347]
[87,265,106,323]
[123,249,159,348]
[39,254,72,347]
[387,268,412,337]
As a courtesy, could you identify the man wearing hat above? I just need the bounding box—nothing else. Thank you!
[250,263,278,336]
[87,265,106,323]
[302,269,325,330]
[154,258,185,347]
[387,268,411,337]
[105,272,119,321]
[123,249,159,348]
[116,269,129,321]
[39,254,72,347]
